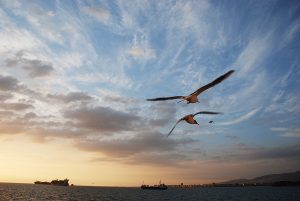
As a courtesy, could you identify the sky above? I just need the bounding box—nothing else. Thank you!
[0,0,300,186]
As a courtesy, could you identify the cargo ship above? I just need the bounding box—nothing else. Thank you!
[141,181,167,190]
[34,179,69,186]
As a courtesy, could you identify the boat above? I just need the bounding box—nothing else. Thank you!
[34,179,69,186]
[141,181,168,190]
[51,179,69,186]
[34,181,51,185]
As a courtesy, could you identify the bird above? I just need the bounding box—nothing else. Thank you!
[209,120,214,123]
[167,111,222,137]
[147,70,234,104]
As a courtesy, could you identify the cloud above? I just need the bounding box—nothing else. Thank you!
[249,144,300,160]
[64,106,141,134]
[47,92,93,103]
[264,60,300,116]
[163,1,211,48]
[0,74,46,104]
[9,2,64,44]
[77,131,196,166]
[0,112,84,140]
[22,59,54,78]
[148,102,177,127]
[271,127,300,138]
[126,46,156,59]
[78,132,183,155]
[82,6,111,23]
[266,92,300,115]
[0,122,26,135]
[0,110,15,118]
[0,75,21,91]
[102,95,141,105]
[211,143,300,162]
[29,127,86,143]
[0,10,45,53]
[233,35,271,78]
[0,99,194,167]
[5,52,55,78]
[123,29,157,59]
[0,93,13,101]
[23,112,38,119]
[225,135,239,140]
[74,73,133,88]
[282,19,300,45]
[0,102,34,111]
[122,152,192,166]
[218,107,261,126]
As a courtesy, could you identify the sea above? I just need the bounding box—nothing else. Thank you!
[0,183,300,201]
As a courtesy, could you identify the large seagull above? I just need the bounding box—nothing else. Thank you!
[167,111,222,137]
[147,70,234,104]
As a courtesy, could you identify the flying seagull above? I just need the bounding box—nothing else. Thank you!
[147,70,234,104]
[167,111,222,137]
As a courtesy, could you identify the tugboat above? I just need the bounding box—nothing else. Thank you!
[141,180,168,190]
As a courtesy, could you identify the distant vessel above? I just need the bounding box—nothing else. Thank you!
[141,181,167,190]
[34,179,69,186]
[34,181,51,185]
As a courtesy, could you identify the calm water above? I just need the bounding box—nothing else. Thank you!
[0,183,299,201]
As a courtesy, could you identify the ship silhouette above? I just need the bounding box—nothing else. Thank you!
[34,179,69,186]
[141,180,167,190]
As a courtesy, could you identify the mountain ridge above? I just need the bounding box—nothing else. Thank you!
[220,171,300,184]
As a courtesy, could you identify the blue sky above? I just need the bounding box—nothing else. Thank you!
[0,0,299,185]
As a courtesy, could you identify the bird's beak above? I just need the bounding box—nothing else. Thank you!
[195,120,199,125]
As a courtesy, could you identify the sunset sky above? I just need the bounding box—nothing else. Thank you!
[0,0,299,186]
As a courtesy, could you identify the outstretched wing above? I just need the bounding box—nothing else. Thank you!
[167,118,184,137]
[147,96,185,101]
[191,70,235,96]
[193,111,223,116]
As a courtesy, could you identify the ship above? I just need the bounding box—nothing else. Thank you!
[34,179,69,186]
[141,181,168,190]
[34,181,51,185]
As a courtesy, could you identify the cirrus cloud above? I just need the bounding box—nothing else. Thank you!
[218,107,261,126]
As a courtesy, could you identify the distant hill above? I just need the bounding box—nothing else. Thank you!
[220,171,300,185]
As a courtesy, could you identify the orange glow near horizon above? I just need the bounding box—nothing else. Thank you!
[1,134,299,186]
[0,135,227,186]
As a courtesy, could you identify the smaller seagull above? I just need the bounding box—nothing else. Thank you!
[209,121,214,123]
[147,70,234,104]
[167,111,222,137]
